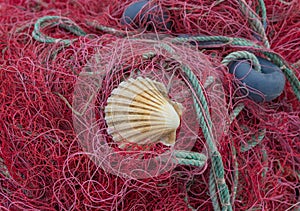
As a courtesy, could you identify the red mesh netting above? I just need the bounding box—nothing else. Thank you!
[0,0,299,210]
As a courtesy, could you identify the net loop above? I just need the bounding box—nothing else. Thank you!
[32,16,87,44]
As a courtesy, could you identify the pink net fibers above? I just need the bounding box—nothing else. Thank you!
[0,0,299,210]
[72,36,227,179]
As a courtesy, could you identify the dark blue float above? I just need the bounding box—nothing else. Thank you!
[228,57,286,102]
[121,0,171,30]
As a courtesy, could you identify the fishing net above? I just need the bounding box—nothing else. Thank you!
[72,36,227,180]
[0,0,299,210]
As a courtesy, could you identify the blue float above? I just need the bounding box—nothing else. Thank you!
[121,0,171,30]
[228,57,286,102]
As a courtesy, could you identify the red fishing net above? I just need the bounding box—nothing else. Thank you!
[0,0,299,210]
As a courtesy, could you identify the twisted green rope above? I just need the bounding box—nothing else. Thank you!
[172,151,207,167]
[172,35,300,101]
[209,168,221,211]
[156,42,232,210]
[30,14,299,210]
[181,65,215,149]
[32,16,86,44]
[33,16,299,101]
[211,151,232,211]
[262,52,300,100]
[183,65,213,129]
[179,66,232,210]
[172,35,262,49]
[238,0,269,48]
[239,0,299,100]
[227,103,245,206]
[86,21,137,37]
[230,140,238,207]
[228,103,245,124]
[221,51,261,72]
[241,129,266,152]
[257,0,267,30]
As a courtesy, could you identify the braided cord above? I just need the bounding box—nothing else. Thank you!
[180,64,232,211]
[221,51,261,72]
[172,151,207,167]
[172,35,300,101]
[156,43,232,210]
[33,15,299,101]
[209,167,222,211]
[181,65,214,149]
[86,21,136,37]
[257,0,267,30]
[238,0,269,48]
[263,52,300,100]
[30,11,299,210]
[32,16,86,44]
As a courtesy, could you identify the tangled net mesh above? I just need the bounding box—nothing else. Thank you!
[72,37,227,180]
[0,0,299,210]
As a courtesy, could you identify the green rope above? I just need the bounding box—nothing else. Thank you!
[209,168,222,211]
[257,0,267,30]
[227,104,245,207]
[228,103,245,124]
[262,52,300,101]
[241,129,266,152]
[32,16,86,44]
[230,140,238,206]
[0,158,11,179]
[181,65,215,151]
[238,0,270,48]
[221,51,261,72]
[157,43,214,139]
[211,151,232,211]
[173,35,232,44]
[184,179,198,211]
[203,76,215,89]
[85,21,136,37]
[261,146,268,178]
[156,43,232,210]
[158,150,206,167]
[181,63,232,211]
[292,60,300,69]
[181,65,213,130]
[172,35,300,101]
[172,151,207,167]
[171,35,263,49]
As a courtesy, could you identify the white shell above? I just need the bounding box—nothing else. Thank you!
[104,77,183,147]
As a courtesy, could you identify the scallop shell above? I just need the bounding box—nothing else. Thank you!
[104,77,183,147]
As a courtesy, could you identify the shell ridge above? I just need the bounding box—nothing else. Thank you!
[117,129,167,143]
[107,119,171,129]
[109,129,161,143]
[110,123,173,133]
[131,86,166,105]
[104,77,182,147]
[141,78,167,103]
[107,100,162,110]
[109,90,166,108]
[106,102,162,113]
[106,111,164,118]
[106,113,167,121]
[110,125,172,138]
[113,77,168,105]
[132,78,166,104]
